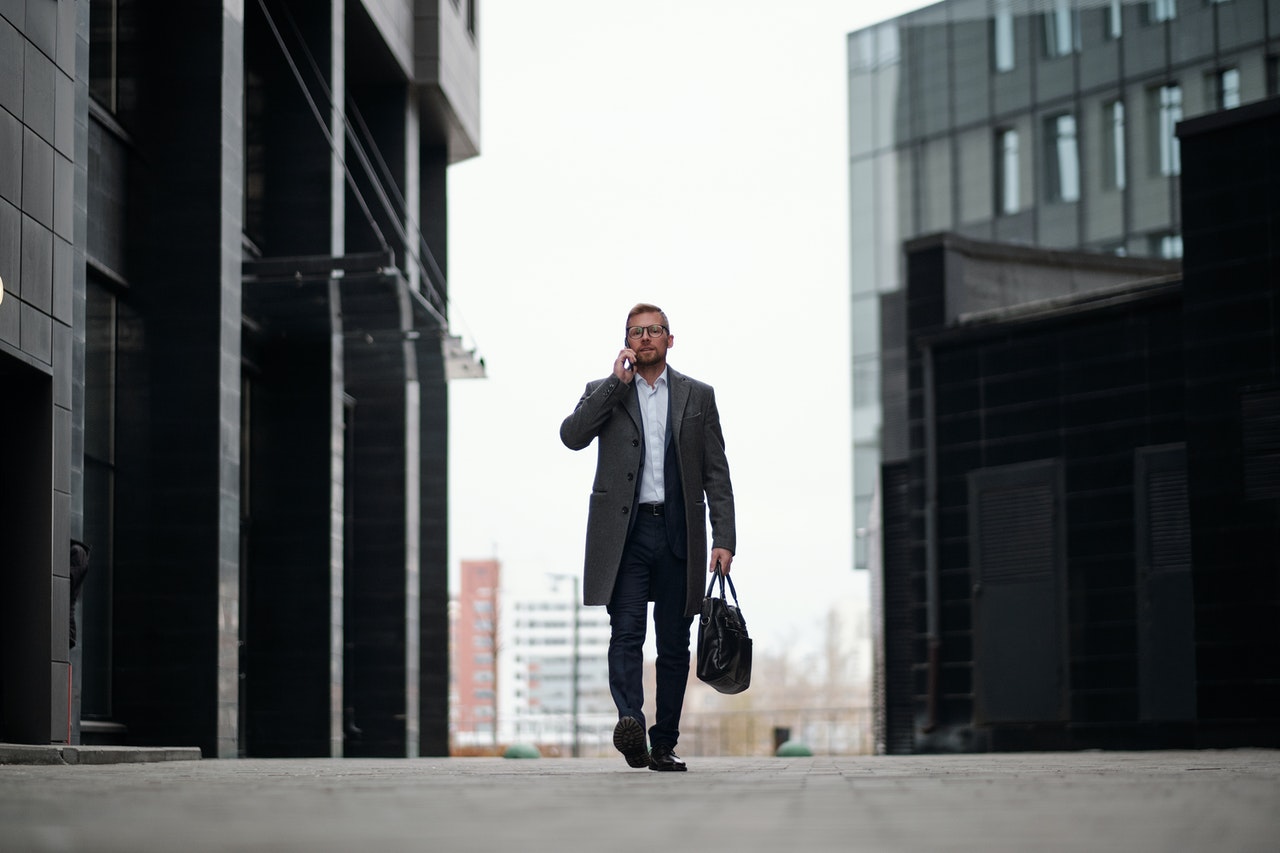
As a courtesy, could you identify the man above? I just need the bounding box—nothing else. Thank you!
[560,303,736,772]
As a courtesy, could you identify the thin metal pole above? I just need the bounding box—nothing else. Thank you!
[571,576,581,758]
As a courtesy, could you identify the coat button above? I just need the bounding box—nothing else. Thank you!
[621,506,629,515]
[627,473,634,481]
[631,439,639,447]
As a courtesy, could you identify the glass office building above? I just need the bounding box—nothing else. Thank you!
[847,0,1280,569]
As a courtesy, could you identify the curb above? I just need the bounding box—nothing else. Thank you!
[0,744,202,766]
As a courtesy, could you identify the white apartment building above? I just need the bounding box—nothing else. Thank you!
[498,576,615,754]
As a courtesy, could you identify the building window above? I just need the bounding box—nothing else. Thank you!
[1151,83,1182,176]
[89,0,119,111]
[1043,0,1080,58]
[1145,0,1177,23]
[1211,67,1241,110]
[996,128,1020,215]
[1150,232,1183,258]
[87,120,130,276]
[1044,113,1080,203]
[1104,100,1126,190]
[1269,57,1280,97]
[1107,0,1123,39]
[993,0,1015,72]
[852,358,879,409]
[83,278,119,719]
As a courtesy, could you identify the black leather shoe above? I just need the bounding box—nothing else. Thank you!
[648,745,687,772]
[613,717,650,768]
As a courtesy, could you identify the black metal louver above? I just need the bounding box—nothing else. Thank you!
[1242,385,1280,501]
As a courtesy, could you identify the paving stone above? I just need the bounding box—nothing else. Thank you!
[0,751,1276,852]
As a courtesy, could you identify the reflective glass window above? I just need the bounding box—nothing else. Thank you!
[994,0,1015,72]
[851,298,880,359]
[82,279,117,719]
[1215,67,1241,109]
[1044,113,1080,203]
[1146,0,1177,23]
[1103,100,1127,190]
[1152,84,1182,177]
[1043,1,1080,58]
[996,128,1020,215]
[852,357,880,410]
[1108,0,1123,39]
[1151,232,1183,258]
[89,0,118,111]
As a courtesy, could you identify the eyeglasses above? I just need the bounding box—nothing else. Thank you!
[626,324,669,339]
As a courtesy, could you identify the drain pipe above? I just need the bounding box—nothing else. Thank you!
[921,342,941,734]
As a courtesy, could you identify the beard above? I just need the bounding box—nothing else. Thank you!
[634,347,664,366]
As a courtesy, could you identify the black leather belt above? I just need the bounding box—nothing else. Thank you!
[637,503,664,516]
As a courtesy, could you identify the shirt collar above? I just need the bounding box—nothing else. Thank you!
[638,367,668,392]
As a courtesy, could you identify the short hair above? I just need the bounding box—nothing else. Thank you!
[626,303,669,330]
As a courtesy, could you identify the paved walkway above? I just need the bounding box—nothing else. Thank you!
[1,749,1277,852]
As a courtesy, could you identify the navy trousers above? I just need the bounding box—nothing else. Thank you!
[607,511,693,750]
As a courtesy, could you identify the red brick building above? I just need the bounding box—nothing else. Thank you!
[452,560,500,747]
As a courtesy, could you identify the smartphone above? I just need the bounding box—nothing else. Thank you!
[622,357,632,371]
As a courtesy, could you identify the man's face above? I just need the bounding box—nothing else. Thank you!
[625,311,673,367]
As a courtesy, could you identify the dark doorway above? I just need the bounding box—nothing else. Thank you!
[0,356,54,743]
[970,460,1069,725]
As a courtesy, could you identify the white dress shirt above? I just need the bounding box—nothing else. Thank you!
[636,368,668,504]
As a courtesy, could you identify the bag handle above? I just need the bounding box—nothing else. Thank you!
[705,561,741,607]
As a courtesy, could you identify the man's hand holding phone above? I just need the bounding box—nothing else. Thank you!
[614,349,637,383]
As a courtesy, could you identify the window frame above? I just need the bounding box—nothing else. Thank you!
[1212,67,1241,110]
[996,127,1021,216]
[1145,0,1178,24]
[1043,112,1081,204]
[1103,99,1127,191]
[1151,83,1183,177]
[1043,0,1081,59]
[1107,0,1124,39]
[993,0,1016,73]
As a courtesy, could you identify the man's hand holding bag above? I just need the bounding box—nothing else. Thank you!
[696,564,752,694]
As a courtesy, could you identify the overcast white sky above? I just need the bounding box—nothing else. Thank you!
[445,1,934,659]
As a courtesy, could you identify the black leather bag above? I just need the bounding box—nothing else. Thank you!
[696,567,752,694]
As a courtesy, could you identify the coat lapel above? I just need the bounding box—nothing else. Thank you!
[668,367,691,445]
[623,379,642,433]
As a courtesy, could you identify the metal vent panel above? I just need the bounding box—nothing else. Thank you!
[976,484,1054,582]
[1243,386,1280,501]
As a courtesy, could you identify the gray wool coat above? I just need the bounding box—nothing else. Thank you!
[560,366,736,617]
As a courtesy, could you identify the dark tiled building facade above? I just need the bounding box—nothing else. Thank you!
[878,97,1280,752]
[1176,97,1280,738]
[0,0,479,758]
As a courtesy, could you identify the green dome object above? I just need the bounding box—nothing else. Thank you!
[775,740,813,757]
[502,743,541,759]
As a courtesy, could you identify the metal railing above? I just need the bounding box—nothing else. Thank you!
[680,707,875,756]
[450,707,875,757]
